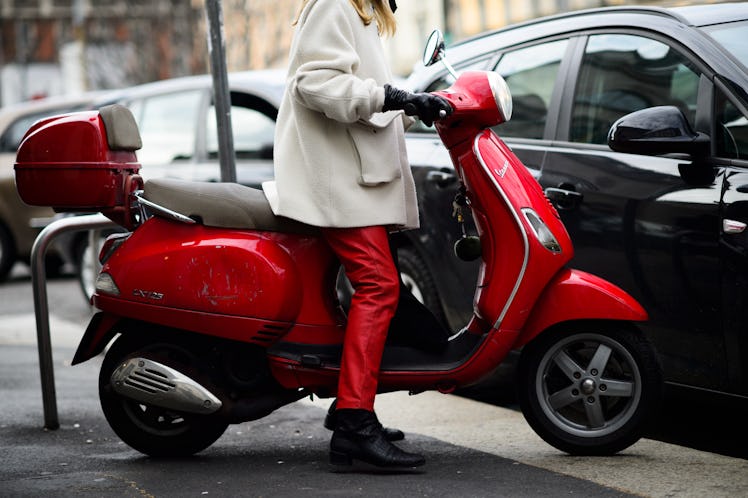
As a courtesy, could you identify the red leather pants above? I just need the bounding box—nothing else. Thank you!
[321,226,399,411]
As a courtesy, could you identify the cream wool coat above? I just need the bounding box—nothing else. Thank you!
[262,0,419,229]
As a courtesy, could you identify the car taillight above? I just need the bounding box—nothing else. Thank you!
[98,232,130,264]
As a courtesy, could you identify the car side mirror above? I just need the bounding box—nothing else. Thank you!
[422,29,458,79]
[423,30,445,67]
[608,106,710,157]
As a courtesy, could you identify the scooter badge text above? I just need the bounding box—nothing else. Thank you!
[495,160,509,178]
[133,289,165,300]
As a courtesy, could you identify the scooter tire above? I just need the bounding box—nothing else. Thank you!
[517,321,662,456]
[98,333,229,457]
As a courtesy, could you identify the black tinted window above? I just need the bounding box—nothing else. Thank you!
[716,87,748,160]
[494,39,568,139]
[571,34,700,145]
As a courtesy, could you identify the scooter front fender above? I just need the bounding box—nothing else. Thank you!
[516,268,648,348]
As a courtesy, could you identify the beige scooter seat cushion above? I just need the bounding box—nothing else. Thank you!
[143,178,318,235]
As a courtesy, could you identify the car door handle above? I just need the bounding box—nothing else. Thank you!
[426,170,457,188]
[737,184,748,193]
[545,187,583,210]
[723,219,747,234]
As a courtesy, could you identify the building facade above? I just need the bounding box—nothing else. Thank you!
[0,0,733,106]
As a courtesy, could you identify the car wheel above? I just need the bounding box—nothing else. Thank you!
[397,247,445,324]
[517,322,662,455]
[0,222,16,282]
[99,333,228,457]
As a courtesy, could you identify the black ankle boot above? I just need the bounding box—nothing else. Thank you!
[324,400,405,441]
[330,409,425,468]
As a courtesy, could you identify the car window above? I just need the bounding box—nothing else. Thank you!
[716,86,748,160]
[493,39,568,139]
[206,105,275,160]
[701,20,748,70]
[571,34,700,145]
[130,89,203,165]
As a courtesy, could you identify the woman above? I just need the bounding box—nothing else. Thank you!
[262,0,451,468]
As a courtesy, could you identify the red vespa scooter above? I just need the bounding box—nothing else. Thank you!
[15,31,661,458]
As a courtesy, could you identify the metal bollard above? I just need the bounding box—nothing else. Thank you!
[30,213,116,430]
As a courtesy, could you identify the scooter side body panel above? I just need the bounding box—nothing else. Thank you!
[94,217,343,344]
[515,268,649,348]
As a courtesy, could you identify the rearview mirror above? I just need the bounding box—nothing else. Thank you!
[423,30,445,67]
[608,106,710,157]
[422,29,458,79]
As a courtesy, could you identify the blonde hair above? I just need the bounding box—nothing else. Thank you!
[294,0,396,37]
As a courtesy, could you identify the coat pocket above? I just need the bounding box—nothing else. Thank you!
[348,123,402,186]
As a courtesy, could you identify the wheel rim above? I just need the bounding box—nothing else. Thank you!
[534,333,642,438]
[121,400,191,437]
[108,342,199,438]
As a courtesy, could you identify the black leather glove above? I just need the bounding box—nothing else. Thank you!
[382,84,452,126]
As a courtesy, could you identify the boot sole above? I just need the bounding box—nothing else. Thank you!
[329,450,425,471]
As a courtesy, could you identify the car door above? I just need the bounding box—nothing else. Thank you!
[713,79,748,396]
[540,32,728,391]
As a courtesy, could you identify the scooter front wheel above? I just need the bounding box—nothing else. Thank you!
[99,333,229,457]
[517,322,662,455]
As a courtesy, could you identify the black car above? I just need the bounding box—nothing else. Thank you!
[400,4,748,402]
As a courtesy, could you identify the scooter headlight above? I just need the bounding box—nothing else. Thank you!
[487,72,513,123]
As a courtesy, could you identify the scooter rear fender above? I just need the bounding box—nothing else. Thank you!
[72,312,122,365]
[515,268,648,348]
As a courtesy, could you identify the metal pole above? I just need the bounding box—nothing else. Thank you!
[31,214,116,430]
[205,0,237,183]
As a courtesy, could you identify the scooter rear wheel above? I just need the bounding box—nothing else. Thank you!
[99,333,229,457]
[517,321,662,455]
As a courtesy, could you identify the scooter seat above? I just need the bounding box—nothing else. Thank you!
[142,178,318,235]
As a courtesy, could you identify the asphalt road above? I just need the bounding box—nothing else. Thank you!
[1,265,747,497]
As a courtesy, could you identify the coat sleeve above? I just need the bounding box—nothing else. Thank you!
[289,0,385,124]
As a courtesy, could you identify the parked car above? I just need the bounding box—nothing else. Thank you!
[401,4,748,402]
[0,94,103,280]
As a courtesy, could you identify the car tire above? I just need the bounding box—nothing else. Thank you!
[517,322,662,455]
[0,222,16,282]
[397,247,445,325]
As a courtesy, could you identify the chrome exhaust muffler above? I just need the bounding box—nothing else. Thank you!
[110,357,222,415]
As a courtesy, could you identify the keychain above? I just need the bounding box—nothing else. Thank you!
[452,185,481,261]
